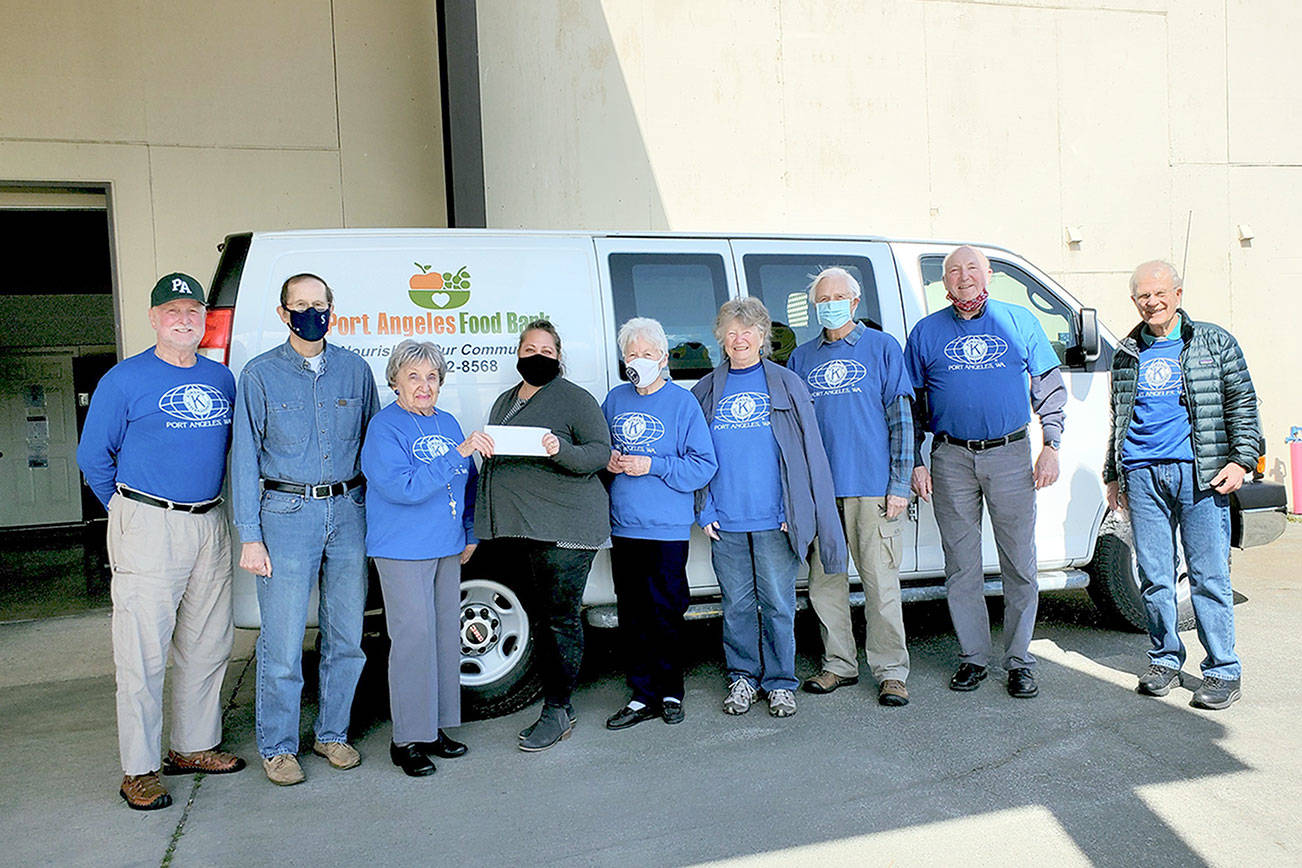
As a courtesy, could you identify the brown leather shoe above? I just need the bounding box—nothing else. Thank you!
[120,772,172,811]
[802,670,859,694]
[163,749,247,775]
[878,679,910,707]
[312,740,361,770]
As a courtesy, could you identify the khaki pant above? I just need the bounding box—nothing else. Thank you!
[808,496,909,682]
[107,494,233,775]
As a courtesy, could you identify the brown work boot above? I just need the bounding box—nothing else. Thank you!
[262,753,305,786]
[312,740,361,770]
[878,679,910,707]
[801,670,859,694]
[163,748,247,776]
[119,772,172,811]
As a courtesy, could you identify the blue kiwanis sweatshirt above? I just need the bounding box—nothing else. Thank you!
[698,362,786,532]
[361,401,478,560]
[602,381,717,541]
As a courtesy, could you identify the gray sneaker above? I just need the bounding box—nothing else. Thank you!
[1136,664,1180,697]
[722,678,758,715]
[518,705,573,752]
[1190,676,1241,710]
[519,704,576,740]
[768,688,797,717]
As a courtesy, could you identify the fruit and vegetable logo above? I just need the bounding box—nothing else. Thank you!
[409,263,472,310]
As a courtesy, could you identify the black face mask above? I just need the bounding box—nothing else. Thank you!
[516,353,560,387]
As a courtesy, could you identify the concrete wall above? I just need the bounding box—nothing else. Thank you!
[475,0,1301,477]
[0,0,447,355]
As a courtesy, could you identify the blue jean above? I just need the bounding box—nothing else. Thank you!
[710,529,800,692]
[255,488,368,758]
[1125,461,1241,680]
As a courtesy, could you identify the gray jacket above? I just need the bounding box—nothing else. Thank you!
[692,360,847,573]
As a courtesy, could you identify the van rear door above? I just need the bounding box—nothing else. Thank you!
[729,238,915,574]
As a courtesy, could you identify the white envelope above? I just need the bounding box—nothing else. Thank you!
[484,424,550,456]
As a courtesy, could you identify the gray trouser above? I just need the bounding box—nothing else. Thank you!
[375,555,462,744]
[809,496,910,682]
[931,437,1038,669]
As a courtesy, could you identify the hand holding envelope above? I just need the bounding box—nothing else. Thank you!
[482,425,555,457]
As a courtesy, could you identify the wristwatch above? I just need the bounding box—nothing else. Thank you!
[1045,439,1061,450]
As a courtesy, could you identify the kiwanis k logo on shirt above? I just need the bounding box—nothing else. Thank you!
[805,359,868,396]
[611,412,666,452]
[942,334,1009,371]
[158,384,232,429]
[713,391,772,430]
[413,434,465,471]
[1138,357,1182,397]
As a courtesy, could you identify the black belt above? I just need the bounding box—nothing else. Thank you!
[262,476,363,499]
[116,485,222,514]
[935,427,1028,452]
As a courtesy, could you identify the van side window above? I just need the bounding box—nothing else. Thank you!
[608,253,730,380]
[741,254,881,365]
[920,255,1076,366]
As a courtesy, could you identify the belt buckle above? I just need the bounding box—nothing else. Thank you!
[310,483,329,499]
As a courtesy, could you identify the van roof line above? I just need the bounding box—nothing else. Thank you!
[233,228,1019,258]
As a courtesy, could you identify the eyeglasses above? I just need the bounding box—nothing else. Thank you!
[286,302,330,312]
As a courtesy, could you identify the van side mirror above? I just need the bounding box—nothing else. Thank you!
[1066,307,1100,367]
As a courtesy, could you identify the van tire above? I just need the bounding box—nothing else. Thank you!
[458,575,543,720]
[1086,525,1195,633]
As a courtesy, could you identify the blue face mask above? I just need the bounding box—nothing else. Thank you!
[287,307,330,341]
[815,298,856,330]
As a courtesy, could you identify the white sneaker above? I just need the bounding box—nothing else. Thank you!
[768,688,797,717]
[723,678,758,715]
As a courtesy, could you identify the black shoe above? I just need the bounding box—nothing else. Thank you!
[661,700,685,725]
[519,705,573,752]
[949,663,988,692]
[417,730,467,759]
[519,704,575,740]
[1190,676,1241,710]
[605,703,659,730]
[1136,664,1180,697]
[1006,667,1039,698]
[389,742,436,777]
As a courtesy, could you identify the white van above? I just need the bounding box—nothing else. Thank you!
[198,229,1286,718]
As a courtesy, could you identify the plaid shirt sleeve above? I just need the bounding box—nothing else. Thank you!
[886,394,914,499]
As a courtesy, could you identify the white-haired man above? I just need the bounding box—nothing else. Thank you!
[788,267,914,706]
[906,246,1065,699]
[1104,261,1260,710]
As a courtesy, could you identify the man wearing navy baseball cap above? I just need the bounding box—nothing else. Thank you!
[78,273,246,811]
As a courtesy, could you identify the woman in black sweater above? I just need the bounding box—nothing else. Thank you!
[471,319,611,752]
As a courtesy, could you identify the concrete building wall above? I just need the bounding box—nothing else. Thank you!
[0,0,447,355]
[475,0,1300,475]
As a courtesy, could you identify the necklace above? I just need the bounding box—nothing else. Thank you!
[405,405,459,520]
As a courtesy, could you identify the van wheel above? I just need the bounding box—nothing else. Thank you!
[459,577,542,720]
[1086,519,1195,633]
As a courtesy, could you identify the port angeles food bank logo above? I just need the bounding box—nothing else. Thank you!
[158,384,232,428]
[409,263,472,310]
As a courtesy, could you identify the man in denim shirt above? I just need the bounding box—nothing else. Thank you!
[232,273,380,786]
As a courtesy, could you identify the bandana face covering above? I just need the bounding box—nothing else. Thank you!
[947,287,989,313]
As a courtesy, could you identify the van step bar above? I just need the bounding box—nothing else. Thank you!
[584,568,1091,628]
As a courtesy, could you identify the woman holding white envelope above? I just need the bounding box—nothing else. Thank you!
[473,319,611,753]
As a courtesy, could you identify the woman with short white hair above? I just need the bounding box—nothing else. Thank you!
[600,317,717,730]
[691,298,846,718]
[361,339,482,776]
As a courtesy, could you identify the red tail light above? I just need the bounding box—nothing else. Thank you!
[199,307,234,365]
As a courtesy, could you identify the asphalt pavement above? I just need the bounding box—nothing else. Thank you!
[2,524,1300,867]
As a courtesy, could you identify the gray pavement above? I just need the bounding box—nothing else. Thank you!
[2,525,1301,867]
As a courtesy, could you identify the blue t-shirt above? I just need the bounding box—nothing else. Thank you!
[700,363,786,532]
[77,349,236,507]
[904,299,1059,441]
[361,401,478,559]
[789,324,912,498]
[602,381,718,541]
[1122,323,1194,470]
